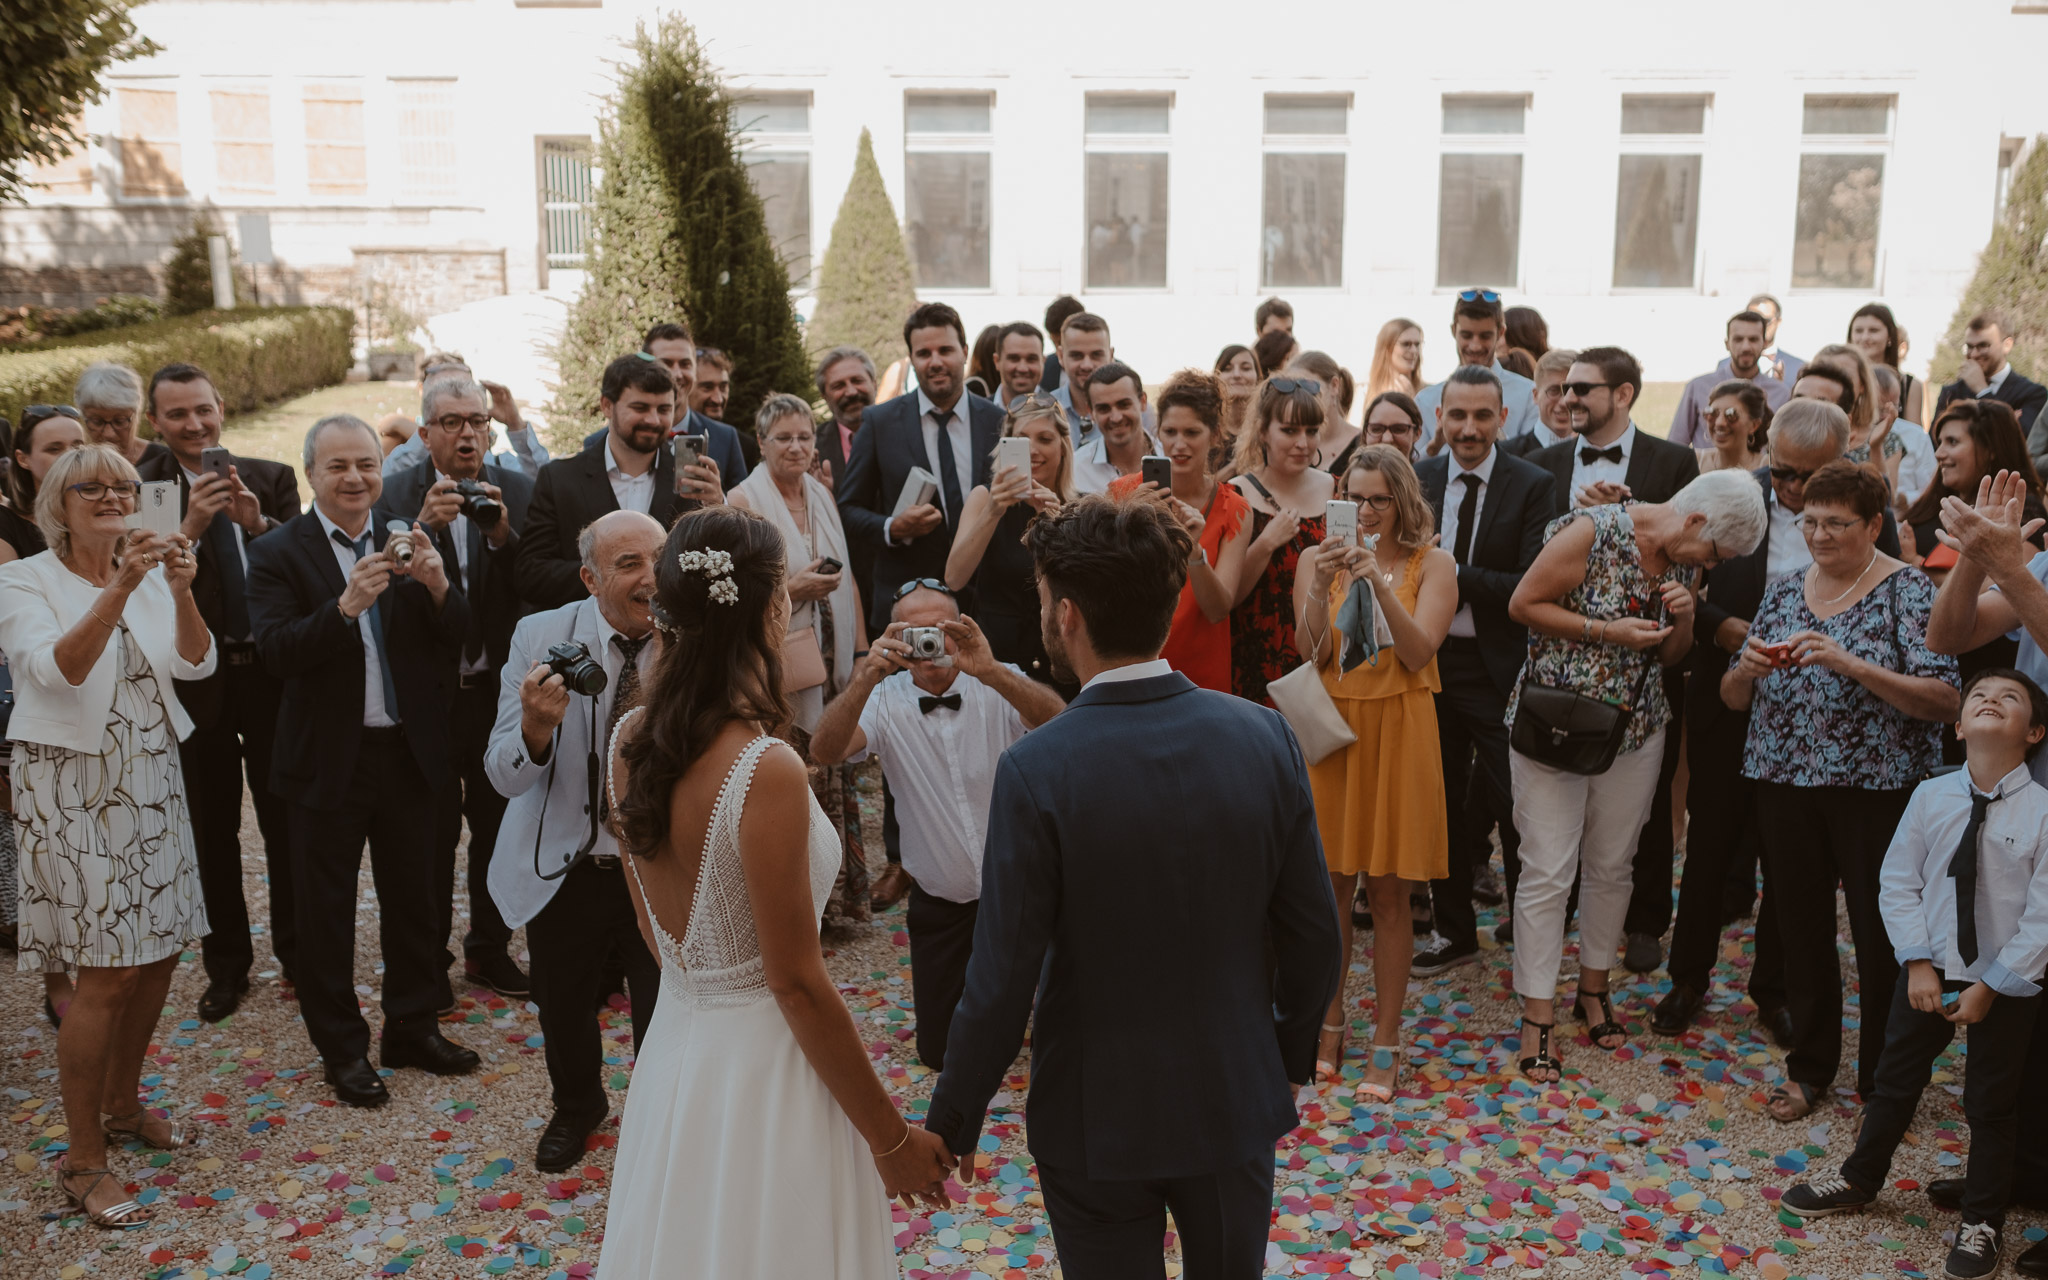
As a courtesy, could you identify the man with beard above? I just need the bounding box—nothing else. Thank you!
[1072,362,1159,496]
[1414,291,1538,441]
[1668,311,1791,448]
[814,346,880,623]
[580,324,749,486]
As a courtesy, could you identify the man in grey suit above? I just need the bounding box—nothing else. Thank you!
[486,511,664,1174]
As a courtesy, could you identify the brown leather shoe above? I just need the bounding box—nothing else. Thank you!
[870,863,913,909]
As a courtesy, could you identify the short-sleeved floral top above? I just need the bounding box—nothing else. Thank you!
[1740,564,1955,790]
[1505,504,1689,756]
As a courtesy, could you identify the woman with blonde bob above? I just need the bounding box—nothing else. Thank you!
[1292,444,1456,1098]
[0,444,215,1228]
[946,393,1075,692]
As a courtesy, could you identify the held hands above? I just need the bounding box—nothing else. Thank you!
[787,556,843,604]
[890,503,944,542]
[1576,480,1632,508]
[939,615,996,679]
[873,1125,956,1210]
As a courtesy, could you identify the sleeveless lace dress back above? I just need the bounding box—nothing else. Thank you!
[597,716,894,1278]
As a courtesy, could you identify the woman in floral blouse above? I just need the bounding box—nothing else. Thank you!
[1505,470,1767,1083]
[1724,461,1959,1122]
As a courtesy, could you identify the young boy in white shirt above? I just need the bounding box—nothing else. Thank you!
[1782,668,2048,1280]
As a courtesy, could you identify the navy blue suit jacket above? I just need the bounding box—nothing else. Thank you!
[581,409,747,487]
[924,671,1339,1181]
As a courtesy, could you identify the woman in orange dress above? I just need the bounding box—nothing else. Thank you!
[1107,370,1251,691]
[1292,445,1455,1100]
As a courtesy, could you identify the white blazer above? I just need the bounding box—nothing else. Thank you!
[0,549,217,751]
[486,597,627,930]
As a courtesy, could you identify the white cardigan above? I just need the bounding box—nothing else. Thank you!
[0,549,216,752]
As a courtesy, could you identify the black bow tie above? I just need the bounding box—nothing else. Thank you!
[918,693,962,715]
[1580,445,1624,465]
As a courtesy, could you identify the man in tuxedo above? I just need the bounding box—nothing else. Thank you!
[1668,311,1791,448]
[384,377,534,1001]
[525,355,723,609]
[1747,294,1806,385]
[1415,291,1538,441]
[137,362,300,1021]
[1413,367,1557,975]
[813,346,880,623]
[926,496,1338,1278]
[246,414,479,1105]
[1656,399,1886,1040]
[1936,311,2048,470]
[1529,346,1700,974]
[581,324,749,484]
[1502,348,1579,460]
[487,510,664,1172]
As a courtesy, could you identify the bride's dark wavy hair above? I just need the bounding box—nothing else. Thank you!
[617,505,791,858]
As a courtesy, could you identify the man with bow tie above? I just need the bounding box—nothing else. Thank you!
[810,581,1065,1070]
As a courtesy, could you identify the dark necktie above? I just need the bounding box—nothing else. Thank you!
[1452,472,1480,565]
[933,408,964,530]
[605,632,650,756]
[1949,790,1998,965]
[207,510,251,639]
[919,693,962,715]
[333,529,401,719]
[445,520,485,666]
[1580,445,1624,465]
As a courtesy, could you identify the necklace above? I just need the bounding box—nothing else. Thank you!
[1811,550,1878,607]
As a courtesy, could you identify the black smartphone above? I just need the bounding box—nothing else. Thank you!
[200,445,234,482]
[1140,455,1172,490]
[819,557,843,573]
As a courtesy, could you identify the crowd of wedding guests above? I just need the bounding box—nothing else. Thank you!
[5,286,2048,1276]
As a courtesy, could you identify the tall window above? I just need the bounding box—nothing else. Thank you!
[395,79,458,203]
[1793,94,1890,289]
[1437,95,1525,287]
[1261,94,1346,289]
[735,91,813,288]
[1084,93,1170,289]
[536,136,592,272]
[209,84,274,197]
[25,116,93,196]
[117,84,185,198]
[904,91,992,289]
[1613,94,1706,289]
[303,81,367,197]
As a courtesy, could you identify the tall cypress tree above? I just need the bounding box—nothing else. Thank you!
[808,129,919,372]
[1931,136,2048,385]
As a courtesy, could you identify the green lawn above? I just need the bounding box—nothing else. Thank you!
[220,380,420,503]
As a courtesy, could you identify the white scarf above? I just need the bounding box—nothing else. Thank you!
[735,465,858,729]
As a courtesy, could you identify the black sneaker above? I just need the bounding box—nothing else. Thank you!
[1946,1219,2002,1280]
[1412,938,1480,977]
[1782,1173,1876,1219]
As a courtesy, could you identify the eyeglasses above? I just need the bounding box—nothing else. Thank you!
[1561,382,1613,398]
[1457,289,1502,303]
[1269,377,1323,396]
[22,404,84,430]
[1346,493,1397,511]
[891,577,957,601]
[1798,515,1864,536]
[68,480,142,502]
[1364,424,1420,439]
[81,411,137,431]
[763,433,814,448]
[1769,465,1820,483]
[430,414,492,435]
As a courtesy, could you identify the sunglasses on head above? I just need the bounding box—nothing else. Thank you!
[1269,377,1322,396]
[1457,289,1502,303]
[891,577,957,602]
[22,404,84,429]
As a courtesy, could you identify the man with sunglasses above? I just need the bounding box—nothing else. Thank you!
[1669,311,1791,449]
[809,581,1065,1071]
[1414,289,1538,443]
[383,354,551,481]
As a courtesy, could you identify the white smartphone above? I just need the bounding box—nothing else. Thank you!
[994,436,1031,484]
[1324,499,1358,546]
[127,480,181,538]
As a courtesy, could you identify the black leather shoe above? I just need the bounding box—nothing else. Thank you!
[464,952,531,999]
[198,976,248,1023]
[2017,1235,2048,1277]
[1650,982,1704,1035]
[1757,1002,1796,1048]
[325,1057,390,1107]
[1470,864,1505,907]
[382,1031,481,1076]
[1493,915,1514,946]
[535,1108,605,1173]
[1928,1177,2048,1215]
[1623,933,1664,974]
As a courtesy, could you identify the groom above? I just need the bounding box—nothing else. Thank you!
[925,495,1340,1277]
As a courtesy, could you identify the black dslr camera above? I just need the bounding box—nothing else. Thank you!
[454,478,504,529]
[544,641,608,695]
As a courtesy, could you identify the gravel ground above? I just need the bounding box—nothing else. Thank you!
[1,775,2035,1280]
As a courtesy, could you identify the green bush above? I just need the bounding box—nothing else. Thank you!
[1931,135,2048,387]
[807,129,919,372]
[33,294,162,338]
[0,306,352,427]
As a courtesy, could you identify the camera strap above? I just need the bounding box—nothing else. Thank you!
[531,695,604,882]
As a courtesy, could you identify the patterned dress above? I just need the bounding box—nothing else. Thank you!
[1230,506,1326,707]
[13,626,207,973]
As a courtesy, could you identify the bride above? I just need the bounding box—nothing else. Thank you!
[599,506,955,1277]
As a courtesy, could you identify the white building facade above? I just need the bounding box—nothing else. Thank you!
[5,0,2046,383]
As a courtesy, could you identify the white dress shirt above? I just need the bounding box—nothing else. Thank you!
[918,388,975,521]
[1764,489,1813,582]
[1439,447,1496,638]
[851,665,1030,903]
[1881,762,2048,996]
[181,463,253,640]
[1981,364,2014,398]
[1568,423,1639,506]
[1082,657,1173,691]
[604,436,657,515]
[314,506,397,728]
[1893,418,1937,506]
[1070,426,1162,497]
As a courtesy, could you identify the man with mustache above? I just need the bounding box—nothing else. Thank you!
[814,345,880,628]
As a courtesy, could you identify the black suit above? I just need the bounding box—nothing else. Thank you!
[137,450,301,987]
[246,510,470,1063]
[836,391,1003,622]
[1501,429,1569,460]
[814,416,877,632]
[1416,449,1556,951]
[519,433,686,609]
[1936,372,2048,471]
[382,460,533,971]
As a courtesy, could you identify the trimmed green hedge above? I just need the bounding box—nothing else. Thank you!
[0,306,353,427]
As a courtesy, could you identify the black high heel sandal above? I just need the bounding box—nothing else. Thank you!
[1575,988,1628,1049]
[1518,1019,1561,1082]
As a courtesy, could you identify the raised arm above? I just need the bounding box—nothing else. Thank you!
[943,487,1002,591]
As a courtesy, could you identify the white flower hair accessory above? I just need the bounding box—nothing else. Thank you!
[677,548,740,605]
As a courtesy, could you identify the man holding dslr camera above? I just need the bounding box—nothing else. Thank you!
[810,582,1064,1071]
[487,510,665,1171]
[385,377,534,1002]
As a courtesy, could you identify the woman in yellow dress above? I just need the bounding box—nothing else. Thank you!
[1292,445,1455,1100]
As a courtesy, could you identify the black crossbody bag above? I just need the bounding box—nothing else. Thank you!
[1510,597,1665,776]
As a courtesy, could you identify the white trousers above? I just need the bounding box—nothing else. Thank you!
[1508,728,1666,1001]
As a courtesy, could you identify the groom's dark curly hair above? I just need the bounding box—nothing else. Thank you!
[1026,494,1191,661]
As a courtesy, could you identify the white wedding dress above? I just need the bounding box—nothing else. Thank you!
[597,726,897,1279]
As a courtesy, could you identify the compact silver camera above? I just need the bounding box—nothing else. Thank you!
[901,627,947,661]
